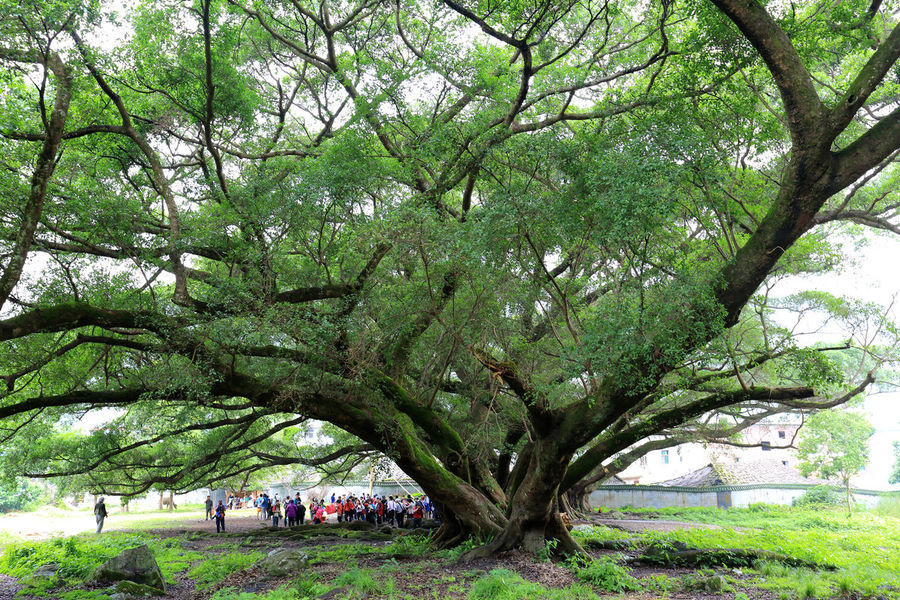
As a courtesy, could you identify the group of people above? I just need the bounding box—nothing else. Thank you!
[326,493,432,528]
[205,491,434,531]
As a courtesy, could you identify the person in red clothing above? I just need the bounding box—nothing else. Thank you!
[412,498,424,528]
[344,498,355,522]
[335,498,344,522]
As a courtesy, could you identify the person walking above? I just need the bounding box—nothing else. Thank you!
[205,495,213,520]
[94,497,108,533]
[215,501,226,533]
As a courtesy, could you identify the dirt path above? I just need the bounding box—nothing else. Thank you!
[583,515,724,533]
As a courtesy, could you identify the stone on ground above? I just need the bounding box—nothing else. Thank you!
[262,548,309,577]
[89,545,166,593]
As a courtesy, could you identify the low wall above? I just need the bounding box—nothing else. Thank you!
[589,484,886,509]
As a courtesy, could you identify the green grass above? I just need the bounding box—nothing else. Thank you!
[189,549,266,590]
[584,504,900,598]
[468,569,600,600]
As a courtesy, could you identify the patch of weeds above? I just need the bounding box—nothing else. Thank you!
[435,532,493,561]
[468,569,599,600]
[14,574,58,598]
[386,534,430,558]
[334,568,386,597]
[571,525,634,542]
[151,538,203,583]
[207,542,239,550]
[294,573,332,598]
[644,573,674,593]
[188,550,265,590]
[793,572,830,600]
[565,555,640,592]
[537,538,558,561]
[210,585,302,600]
[56,590,114,600]
[0,532,155,581]
[306,542,376,565]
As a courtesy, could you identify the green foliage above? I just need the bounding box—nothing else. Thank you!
[211,585,314,600]
[874,495,900,518]
[792,486,843,508]
[594,505,900,597]
[468,569,600,600]
[0,477,46,513]
[188,550,265,590]
[385,534,430,558]
[890,441,900,485]
[565,555,641,592]
[334,568,385,596]
[1,0,899,557]
[0,533,149,580]
[798,411,875,510]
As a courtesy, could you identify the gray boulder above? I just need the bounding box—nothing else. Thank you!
[261,548,309,577]
[33,563,59,578]
[90,545,166,593]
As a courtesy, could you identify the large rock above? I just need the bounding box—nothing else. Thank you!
[90,545,166,593]
[261,548,309,577]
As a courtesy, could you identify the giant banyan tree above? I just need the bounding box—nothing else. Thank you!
[1,0,898,555]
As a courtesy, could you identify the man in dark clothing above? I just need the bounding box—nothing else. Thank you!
[205,495,213,520]
[94,497,108,533]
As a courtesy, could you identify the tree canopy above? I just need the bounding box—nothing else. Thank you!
[1,0,899,554]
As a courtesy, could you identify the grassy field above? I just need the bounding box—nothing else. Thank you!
[0,499,897,599]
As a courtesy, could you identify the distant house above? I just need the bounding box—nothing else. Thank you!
[616,421,802,485]
[588,458,887,509]
[657,459,827,488]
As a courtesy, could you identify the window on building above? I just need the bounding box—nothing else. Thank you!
[761,441,772,451]
[778,430,786,439]
[639,456,648,466]
[661,450,669,465]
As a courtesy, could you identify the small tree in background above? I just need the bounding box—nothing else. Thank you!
[798,411,875,515]
[889,441,900,486]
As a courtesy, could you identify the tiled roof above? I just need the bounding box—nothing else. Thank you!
[657,459,827,487]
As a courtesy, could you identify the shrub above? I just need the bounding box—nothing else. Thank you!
[873,495,900,518]
[792,487,841,508]
[0,478,46,513]
[565,556,640,592]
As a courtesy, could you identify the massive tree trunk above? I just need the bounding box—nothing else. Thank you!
[462,437,582,558]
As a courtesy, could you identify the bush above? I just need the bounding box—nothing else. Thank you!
[873,495,900,518]
[792,486,842,507]
[565,556,641,592]
[0,478,46,513]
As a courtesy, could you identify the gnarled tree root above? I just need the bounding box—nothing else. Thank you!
[630,547,836,571]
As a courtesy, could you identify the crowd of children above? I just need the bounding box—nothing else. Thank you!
[217,492,434,529]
